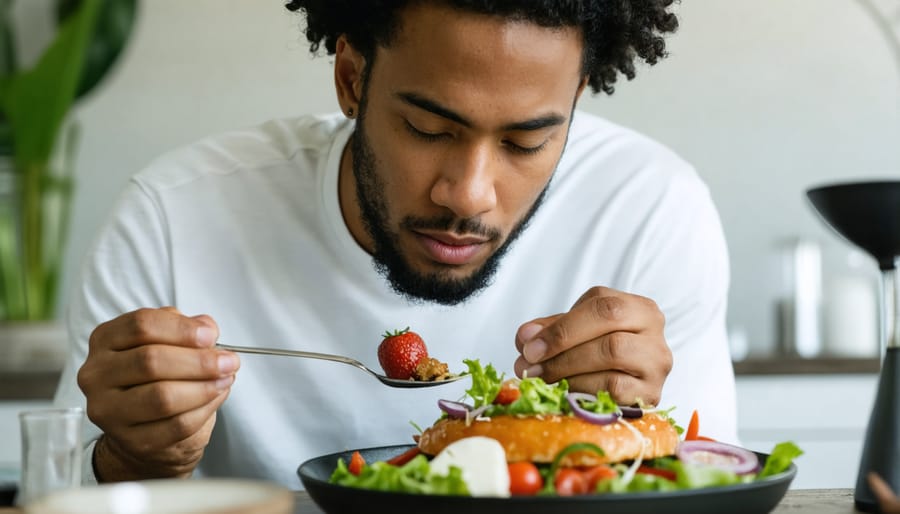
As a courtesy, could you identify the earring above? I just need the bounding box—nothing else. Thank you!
[347,107,355,118]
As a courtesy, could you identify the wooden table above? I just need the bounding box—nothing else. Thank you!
[0,488,863,513]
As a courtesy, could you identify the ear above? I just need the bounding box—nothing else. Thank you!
[334,35,367,118]
[573,75,589,104]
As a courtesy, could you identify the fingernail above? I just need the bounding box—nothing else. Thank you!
[215,375,234,390]
[218,354,238,374]
[196,327,216,347]
[520,323,543,342]
[523,339,547,362]
[524,364,543,378]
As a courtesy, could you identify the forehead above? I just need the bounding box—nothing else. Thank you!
[367,3,585,121]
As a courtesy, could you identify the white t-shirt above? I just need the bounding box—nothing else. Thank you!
[54,110,737,488]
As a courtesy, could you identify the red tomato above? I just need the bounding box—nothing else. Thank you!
[348,450,365,476]
[554,468,589,496]
[508,462,543,495]
[636,465,677,482]
[494,380,521,405]
[580,465,618,490]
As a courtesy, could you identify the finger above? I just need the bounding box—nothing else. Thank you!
[514,314,561,353]
[96,376,234,426]
[868,473,900,512]
[571,286,622,307]
[114,389,229,457]
[90,308,220,352]
[528,332,667,384]
[519,292,662,364]
[94,346,240,387]
[566,370,661,406]
[514,353,663,406]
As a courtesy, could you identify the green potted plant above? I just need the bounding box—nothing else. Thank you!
[0,0,137,368]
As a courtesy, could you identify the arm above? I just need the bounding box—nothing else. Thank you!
[513,165,734,438]
[55,181,239,481]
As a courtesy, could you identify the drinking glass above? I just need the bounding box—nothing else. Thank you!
[16,407,83,506]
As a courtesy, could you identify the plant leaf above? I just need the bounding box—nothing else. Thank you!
[0,0,17,77]
[57,0,139,100]
[1,0,101,170]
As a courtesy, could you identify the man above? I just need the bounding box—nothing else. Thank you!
[54,0,737,487]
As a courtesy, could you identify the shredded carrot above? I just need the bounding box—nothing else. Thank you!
[685,410,700,441]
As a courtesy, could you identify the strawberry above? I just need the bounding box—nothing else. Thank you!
[377,327,428,380]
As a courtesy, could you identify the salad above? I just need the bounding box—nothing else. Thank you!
[329,359,802,497]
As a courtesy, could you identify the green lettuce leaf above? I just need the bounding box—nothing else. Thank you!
[329,454,469,495]
[463,359,504,407]
[596,472,680,493]
[503,375,569,415]
[758,441,803,478]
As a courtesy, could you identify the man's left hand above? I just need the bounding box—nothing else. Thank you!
[514,286,671,406]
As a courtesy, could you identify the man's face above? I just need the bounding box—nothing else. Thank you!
[340,3,586,305]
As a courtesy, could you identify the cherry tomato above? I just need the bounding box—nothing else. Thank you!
[636,465,677,482]
[580,465,618,490]
[554,468,589,496]
[508,461,543,495]
[348,450,365,476]
[494,380,521,405]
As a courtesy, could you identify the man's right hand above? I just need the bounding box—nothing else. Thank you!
[77,307,240,481]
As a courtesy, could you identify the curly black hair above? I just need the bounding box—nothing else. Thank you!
[285,0,678,95]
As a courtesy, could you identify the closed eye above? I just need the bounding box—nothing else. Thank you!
[503,140,548,156]
[404,120,448,142]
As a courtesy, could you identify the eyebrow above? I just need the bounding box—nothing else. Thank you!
[395,91,567,132]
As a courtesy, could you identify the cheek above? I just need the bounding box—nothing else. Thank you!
[496,155,557,216]
[366,124,438,209]
[372,131,436,217]
[498,177,547,224]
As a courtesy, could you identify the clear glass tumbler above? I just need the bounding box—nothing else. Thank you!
[16,407,84,506]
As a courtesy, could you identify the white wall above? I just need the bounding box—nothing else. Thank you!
[22,1,900,353]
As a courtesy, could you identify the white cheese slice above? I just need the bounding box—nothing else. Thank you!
[429,436,510,497]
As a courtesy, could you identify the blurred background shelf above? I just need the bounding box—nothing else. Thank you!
[733,356,881,375]
[0,372,61,401]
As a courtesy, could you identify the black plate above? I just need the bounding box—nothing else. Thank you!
[297,444,797,514]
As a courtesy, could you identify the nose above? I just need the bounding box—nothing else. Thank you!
[430,143,498,219]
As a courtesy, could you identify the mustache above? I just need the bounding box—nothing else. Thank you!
[401,215,501,240]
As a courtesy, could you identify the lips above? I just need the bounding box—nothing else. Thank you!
[415,232,488,265]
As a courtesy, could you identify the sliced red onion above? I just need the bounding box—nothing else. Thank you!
[676,440,760,475]
[619,405,643,418]
[437,399,488,421]
[567,392,621,425]
[438,399,473,419]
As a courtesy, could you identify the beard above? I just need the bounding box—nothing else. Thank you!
[349,110,550,306]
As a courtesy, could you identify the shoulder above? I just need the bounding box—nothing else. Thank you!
[558,110,710,206]
[132,112,351,191]
[564,110,698,179]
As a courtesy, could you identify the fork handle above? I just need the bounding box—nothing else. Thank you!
[215,343,364,368]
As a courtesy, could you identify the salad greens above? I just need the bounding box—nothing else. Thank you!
[330,454,469,495]
[329,440,802,496]
[759,442,804,478]
[596,441,804,493]
[462,358,616,418]
[330,359,804,497]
